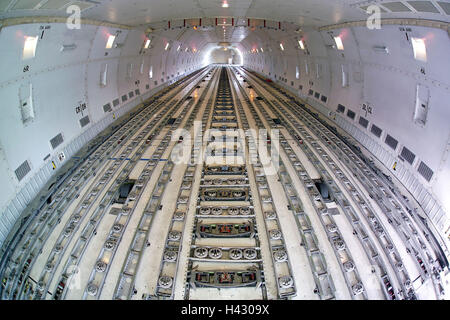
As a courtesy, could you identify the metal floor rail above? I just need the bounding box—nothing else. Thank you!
[34,67,212,300]
[183,67,271,299]
[153,70,219,299]
[245,68,448,283]
[239,67,444,299]
[239,68,412,299]
[0,67,212,300]
[229,68,296,299]
[229,69,336,300]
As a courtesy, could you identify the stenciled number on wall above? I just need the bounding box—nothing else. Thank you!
[75,102,87,116]
[362,103,373,117]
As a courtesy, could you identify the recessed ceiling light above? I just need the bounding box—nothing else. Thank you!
[222,1,229,8]
[23,36,38,59]
[105,35,116,49]
[279,43,284,51]
[144,39,151,49]
[334,36,344,50]
[298,40,305,50]
[411,38,426,62]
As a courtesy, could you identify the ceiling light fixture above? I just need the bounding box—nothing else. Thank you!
[105,35,116,49]
[334,36,344,50]
[165,43,170,50]
[144,39,151,49]
[411,38,426,62]
[279,43,284,51]
[222,1,229,8]
[23,36,38,59]
[298,40,305,50]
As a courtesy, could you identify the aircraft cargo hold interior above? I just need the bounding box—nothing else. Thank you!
[0,0,449,302]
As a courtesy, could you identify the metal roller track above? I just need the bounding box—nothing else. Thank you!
[113,68,219,300]
[1,68,207,300]
[82,70,217,300]
[32,102,177,299]
[241,81,386,299]
[4,98,172,300]
[1,68,208,300]
[32,68,212,300]
[228,69,336,300]
[55,159,157,300]
[300,133,412,297]
[2,67,212,300]
[271,98,444,297]
[239,69,408,298]
[227,68,296,299]
[183,67,270,300]
[135,68,220,299]
[241,68,429,285]
[81,96,200,299]
[84,160,175,300]
[245,89,401,299]
[273,101,434,283]
[237,68,417,299]
[0,71,202,294]
[230,70,367,299]
[230,69,336,299]
[243,68,446,298]
[51,93,195,300]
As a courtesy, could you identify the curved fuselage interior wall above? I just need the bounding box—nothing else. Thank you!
[0,19,448,251]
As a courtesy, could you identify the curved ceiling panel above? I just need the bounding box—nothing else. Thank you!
[1,0,449,28]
